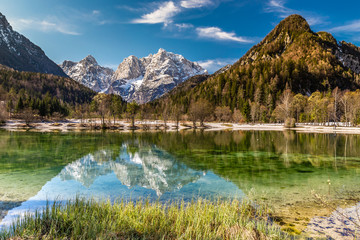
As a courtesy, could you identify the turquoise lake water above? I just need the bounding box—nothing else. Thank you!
[0,130,360,232]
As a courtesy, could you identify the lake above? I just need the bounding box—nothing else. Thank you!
[0,130,359,235]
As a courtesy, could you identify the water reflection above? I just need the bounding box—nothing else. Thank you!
[0,141,243,230]
[1,130,360,234]
[59,144,204,196]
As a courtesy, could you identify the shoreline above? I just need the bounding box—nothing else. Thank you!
[1,119,360,134]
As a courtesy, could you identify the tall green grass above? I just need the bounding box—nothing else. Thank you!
[1,198,289,239]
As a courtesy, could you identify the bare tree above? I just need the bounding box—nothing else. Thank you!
[91,93,111,127]
[162,102,170,129]
[188,99,213,128]
[273,89,294,122]
[215,106,232,122]
[232,109,245,123]
[332,87,342,124]
[341,91,351,126]
[280,89,294,120]
[0,101,8,125]
[172,104,184,129]
[17,108,38,126]
[250,102,260,123]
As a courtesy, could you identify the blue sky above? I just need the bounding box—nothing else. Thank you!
[1,0,360,73]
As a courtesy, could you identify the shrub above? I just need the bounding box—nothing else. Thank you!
[284,118,296,128]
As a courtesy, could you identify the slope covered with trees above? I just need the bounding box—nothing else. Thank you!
[148,15,360,125]
[0,65,126,123]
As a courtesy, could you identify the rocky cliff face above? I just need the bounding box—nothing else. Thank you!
[109,48,207,103]
[0,12,67,77]
[61,49,207,103]
[336,41,360,74]
[60,55,114,92]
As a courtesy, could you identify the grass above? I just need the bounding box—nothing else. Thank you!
[0,198,289,240]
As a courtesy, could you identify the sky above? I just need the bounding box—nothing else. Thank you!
[0,0,359,73]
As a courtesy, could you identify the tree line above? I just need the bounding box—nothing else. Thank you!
[147,87,360,127]
[2,85,360,128]
[2,63,360,128]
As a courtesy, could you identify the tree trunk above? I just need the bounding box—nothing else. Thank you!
[131,116,135,128]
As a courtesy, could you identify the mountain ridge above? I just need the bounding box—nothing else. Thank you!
[60,49,207,104]
[150,14,360,120]
[60,55,114,92]
[0,12,68,77]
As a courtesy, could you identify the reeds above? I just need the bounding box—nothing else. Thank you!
[1,198,289,239]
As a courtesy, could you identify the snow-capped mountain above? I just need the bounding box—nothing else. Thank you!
[109,48,208,103]
[60,49,208,103]
[59,144,203,196]
[0,12,67,77]
[60,55,114,92]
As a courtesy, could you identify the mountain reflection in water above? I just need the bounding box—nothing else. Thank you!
[59,144,204,196]
[0,142,243,230]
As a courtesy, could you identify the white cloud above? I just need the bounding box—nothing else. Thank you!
[10,18,81,36]
[330,20,360,33]
[196,27,252,43]
[132,1,181,24]
[266,0,287,14]
[174,23,194,30]
[197,58,237,73]
[7,8,111,36]
[180,0,212,9]
[265,0,326,26]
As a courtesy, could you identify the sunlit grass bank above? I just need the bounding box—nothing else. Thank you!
[1,198,289,239]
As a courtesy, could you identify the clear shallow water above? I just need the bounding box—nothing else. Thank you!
[0,130,360,232]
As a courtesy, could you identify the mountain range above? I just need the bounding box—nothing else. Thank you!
[60,49,207,104]
[1,12,360,112]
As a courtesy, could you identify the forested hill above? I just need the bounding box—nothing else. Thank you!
[150,15,360,121]
[0,64,96,105]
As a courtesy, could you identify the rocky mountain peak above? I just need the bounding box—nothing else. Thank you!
[240,14,315,65]
[107,49,208,103]
[157,48,167,56]
[80,55,98,66]
[264,14,312,46]
[112,55,143,80]
[0,13,11,29]
[276,14,311,34]
[60,55,114,92]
